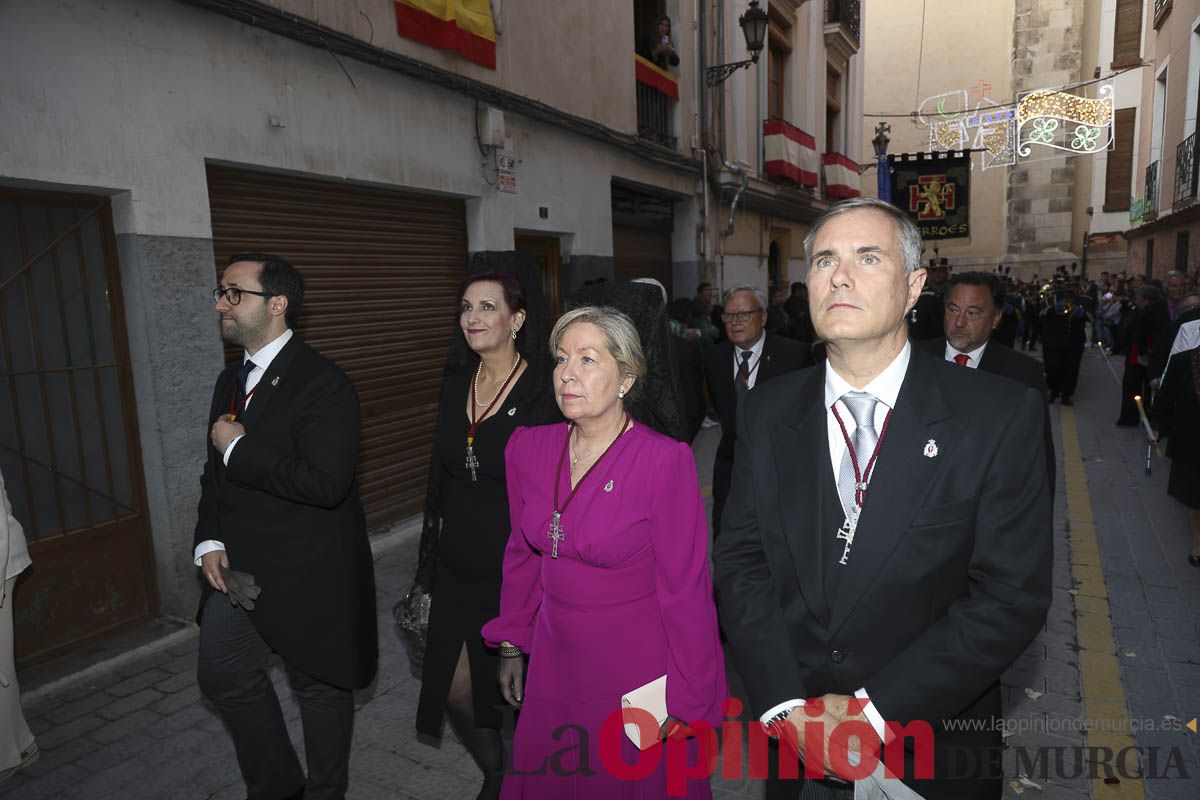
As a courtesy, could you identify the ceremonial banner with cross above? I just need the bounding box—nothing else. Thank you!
[887,152,971,241]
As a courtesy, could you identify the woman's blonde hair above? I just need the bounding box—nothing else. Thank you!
[549,306,647,404]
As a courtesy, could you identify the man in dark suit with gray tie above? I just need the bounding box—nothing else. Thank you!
[716,199,1051,799]
[703,285,811,537]
[922,271,1055,497]
[195,254,377,800]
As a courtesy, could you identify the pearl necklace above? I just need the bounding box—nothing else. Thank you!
[473,352,521,407]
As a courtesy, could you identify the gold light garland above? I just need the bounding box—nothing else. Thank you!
[1018,90,1113,126]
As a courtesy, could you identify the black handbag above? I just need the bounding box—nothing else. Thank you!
[394,502,440,673]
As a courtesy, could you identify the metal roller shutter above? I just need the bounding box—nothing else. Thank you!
[206,165,467,530]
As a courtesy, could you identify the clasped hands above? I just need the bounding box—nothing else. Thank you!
[210,415,245,453]
[781,694,882,783]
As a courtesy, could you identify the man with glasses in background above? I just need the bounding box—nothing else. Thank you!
[703,285,811,537]
[195,254,377,800]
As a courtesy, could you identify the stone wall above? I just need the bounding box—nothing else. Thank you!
[1007,0,1086,258]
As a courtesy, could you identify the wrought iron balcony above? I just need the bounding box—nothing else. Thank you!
[636,81,676,150]
[825,0,860,46]
[1146,160,1160,219]
[1175,133,1198,207]
[1154,0,1173,30]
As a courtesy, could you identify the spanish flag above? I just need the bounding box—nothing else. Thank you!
[395,1,496,69]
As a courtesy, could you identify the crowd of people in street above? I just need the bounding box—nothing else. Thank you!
[4,198,1199,800]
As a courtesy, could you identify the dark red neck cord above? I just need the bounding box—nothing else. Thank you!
[553,417,630,516]
[229,387,257,421]
[831,404,893,507]
[468,359,521,446]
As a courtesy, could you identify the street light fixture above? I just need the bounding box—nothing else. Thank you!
[872,121,892,202]
[706,1,770,87]
[871,122,891,158]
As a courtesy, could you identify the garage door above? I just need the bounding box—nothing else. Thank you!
[206,165,467,530]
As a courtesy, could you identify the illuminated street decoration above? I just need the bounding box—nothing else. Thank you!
[916,81,1115,169]
[1016,84,1114,156]
[920,84,1016,170]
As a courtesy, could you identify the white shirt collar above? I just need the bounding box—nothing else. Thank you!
[245,328,294,372]
[824,341,911,410]
[735,333,766,362]
[944,339,988,368]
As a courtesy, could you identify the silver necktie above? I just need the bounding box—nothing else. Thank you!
[837,391,880,517]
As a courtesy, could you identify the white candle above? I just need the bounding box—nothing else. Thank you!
[1134,396,1159,451]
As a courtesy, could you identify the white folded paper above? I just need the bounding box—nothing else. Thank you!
[621,674,667,750]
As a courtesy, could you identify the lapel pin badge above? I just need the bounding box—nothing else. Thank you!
[507,407,516,416]
[923,439,939,458]
[271,376,280,387]
[604,479,614,492]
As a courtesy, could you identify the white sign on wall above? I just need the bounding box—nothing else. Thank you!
[496,151,517,194]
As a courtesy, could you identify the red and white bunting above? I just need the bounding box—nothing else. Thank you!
[822,152,861,199]
[764,120,818,187]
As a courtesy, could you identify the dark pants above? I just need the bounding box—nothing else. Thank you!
[763,738,854,800]
[1023,318,1040,348]
[198,593,355,800]
[1044,346,1083,399]
[711,454,732,538]
[1117,363,1149,425]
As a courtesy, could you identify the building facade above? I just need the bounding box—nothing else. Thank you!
[1080,0,1147,277]
[861,0,1127,283]
[712,0,865,294]
[0,0,866,667]
[1124,0,1200,281]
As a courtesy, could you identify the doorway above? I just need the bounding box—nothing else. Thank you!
[0,189,157,666]
[514,234,563,317]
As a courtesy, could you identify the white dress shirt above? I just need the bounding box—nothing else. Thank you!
[759,342,913,744]
[942,340,988,369]
[731,333,767,390]
[193,328,294,565]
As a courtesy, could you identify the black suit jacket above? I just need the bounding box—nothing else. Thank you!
[703,334,812,532]
[923,338,1056,497]
[714,347,1051,798]
[1150,346,1200,467]
[194,335,378,690]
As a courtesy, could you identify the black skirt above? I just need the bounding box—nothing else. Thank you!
[1168,459,1200,509]
[415,561,504,735]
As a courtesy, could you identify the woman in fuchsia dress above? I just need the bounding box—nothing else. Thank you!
[483,305,727,798]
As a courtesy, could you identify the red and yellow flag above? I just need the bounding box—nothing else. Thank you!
[395,0,496,69]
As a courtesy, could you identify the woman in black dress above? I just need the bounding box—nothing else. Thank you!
[413,268,558,799]
[1150,344,1200,566]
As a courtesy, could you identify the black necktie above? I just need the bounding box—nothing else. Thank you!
[231,359,256,418]
[735,351,753,394]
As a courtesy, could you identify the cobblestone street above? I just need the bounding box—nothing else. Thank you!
[2,348,1198,799]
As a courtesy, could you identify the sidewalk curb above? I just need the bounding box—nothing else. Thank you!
[20,516,423,707]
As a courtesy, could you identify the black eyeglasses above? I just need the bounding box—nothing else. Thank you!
[213,287,273,305]
[721,309,763,323]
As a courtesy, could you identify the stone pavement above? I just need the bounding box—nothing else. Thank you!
[3,347,1198,799]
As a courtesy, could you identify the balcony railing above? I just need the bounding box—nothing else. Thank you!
[1154,0,1173,30]
[1175,132,1198,207]
[634,55,677,150]
[636,82,675,149]
[1146,160,1160,219]
[825,0,861,45]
